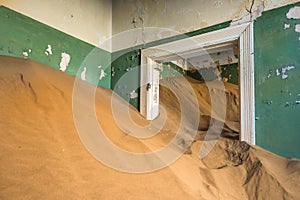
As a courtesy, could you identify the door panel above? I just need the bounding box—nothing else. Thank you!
[140,58,160,120]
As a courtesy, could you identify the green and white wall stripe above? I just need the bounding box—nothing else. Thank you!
[0,6,111,88]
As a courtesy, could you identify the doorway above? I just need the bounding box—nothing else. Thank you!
[140,22,255,144]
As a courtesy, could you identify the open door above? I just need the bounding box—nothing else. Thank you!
[140,57,161,120]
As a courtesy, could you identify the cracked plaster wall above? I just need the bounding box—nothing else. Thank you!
[112,0,299,51]
[1,0,298,51]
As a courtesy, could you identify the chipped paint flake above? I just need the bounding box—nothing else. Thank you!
[22,51,28,57]
[282,66,295,72]
[98,65,106,80]
[99,69,106,80]
[267,70,272,79]
[130,90,138,99]
[282,74,288,79]
[276,68,280,76]
[81,67,87,80]
[295,24,300,33]
[286,6,300,19]
[59,52,70,72]
[22,49,32,58]
[281,66,295,79]
[284,23,290,29]
[45,44,53,56]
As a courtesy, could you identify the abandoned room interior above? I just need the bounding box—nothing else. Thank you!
[0,0,300,199]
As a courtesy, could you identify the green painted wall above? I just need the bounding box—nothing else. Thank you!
[160,61,239,85]
[0,6,111,88]
[186,63,239,85]
[111,49,141,109]
[254,2,300,159]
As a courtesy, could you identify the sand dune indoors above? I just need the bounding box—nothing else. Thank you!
[0,56,299,200]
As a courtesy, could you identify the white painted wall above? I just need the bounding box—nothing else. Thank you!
[112,0,299,51]
[0,0,112,49]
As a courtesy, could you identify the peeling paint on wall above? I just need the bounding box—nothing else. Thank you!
[285,6,300,41]
[286,6,300,19]
[59,52,70,72]
[130,90,138,99]
[295,24,300,32]
[276,68,281,76]
[0,6,111,88]
[281,66,295,79]
[98,65,107,80]
[2,0,112,48]
[272,66,296,80]
[284,23,291,29]
[22,49,31,58]
[22,51,28,57]
[81,67,87,80]
[45,44,52,55]
[255,2,300,158]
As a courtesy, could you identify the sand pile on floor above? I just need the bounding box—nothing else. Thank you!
[190,138,300,199]
[0,56,299,200]
[160,76,240,140]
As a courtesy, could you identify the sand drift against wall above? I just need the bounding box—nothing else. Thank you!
[0,56,299,199]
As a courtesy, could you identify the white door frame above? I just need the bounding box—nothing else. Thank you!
[140,22,255,144]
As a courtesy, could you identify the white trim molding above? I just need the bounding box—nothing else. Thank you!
[141,23,255,144]
[239,22,255,144]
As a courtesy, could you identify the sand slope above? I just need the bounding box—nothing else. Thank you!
[0,56,299,200]
[160,76,240,140]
